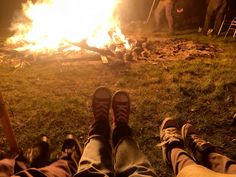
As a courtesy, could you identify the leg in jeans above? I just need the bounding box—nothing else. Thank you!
[75,87,114,177]
[113,123,157,177]
[112,91,157,177]
[165,1,174,33]
[75,120,114,177]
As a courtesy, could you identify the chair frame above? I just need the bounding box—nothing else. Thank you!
[224,17,236,39]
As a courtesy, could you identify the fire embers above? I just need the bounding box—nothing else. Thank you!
[112,37,150,62]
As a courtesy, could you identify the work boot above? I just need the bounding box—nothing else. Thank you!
[23,135,51,168]
[92,86,112,122]
[58,134,82,176]
[159,118,184,166]
[90,87,112,139]
[60,134,82,161]
[181,123,216,164]
[112,91,130,128]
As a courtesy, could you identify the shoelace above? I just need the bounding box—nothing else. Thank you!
[157,128,182,147]
[191,135,208,145]
[190,134,212,152]
[114,104,129,123]
[94,101,110,118]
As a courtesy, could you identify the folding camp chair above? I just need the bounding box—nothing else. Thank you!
[224,17,236,39]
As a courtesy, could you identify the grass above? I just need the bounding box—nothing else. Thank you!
[0,32,236,176]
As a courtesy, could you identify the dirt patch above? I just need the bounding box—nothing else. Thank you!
[0,37,225,68]
[127,37,224,62]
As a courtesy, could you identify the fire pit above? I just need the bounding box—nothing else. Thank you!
[0,0,223,68]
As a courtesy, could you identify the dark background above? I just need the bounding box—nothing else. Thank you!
[0,0,22,28]
[0,0,236,30]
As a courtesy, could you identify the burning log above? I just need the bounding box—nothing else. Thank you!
[0,48,28,59]
[65,40,115,57]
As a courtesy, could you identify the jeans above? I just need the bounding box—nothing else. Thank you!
[74,120,157,177]
[0,120,157,177]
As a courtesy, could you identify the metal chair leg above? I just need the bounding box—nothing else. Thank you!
[224,26,231,39]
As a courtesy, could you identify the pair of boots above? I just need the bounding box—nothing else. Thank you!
[13,133,82,172]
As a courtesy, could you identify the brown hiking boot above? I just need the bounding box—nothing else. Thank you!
[181,123,216,164]
[23,135,51,168]
[112,91,130,127]
[92,86,112,122]
[60,134,82,162]
[159,118,184,165]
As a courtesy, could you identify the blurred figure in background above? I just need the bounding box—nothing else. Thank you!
[202,0,229,35]
[154,0,175,34]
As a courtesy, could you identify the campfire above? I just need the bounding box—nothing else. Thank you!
[0,0,223,67]
[2,0,130,63]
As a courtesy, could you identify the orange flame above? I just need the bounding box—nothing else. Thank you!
[7,0,129,54]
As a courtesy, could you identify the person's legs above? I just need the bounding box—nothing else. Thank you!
[154,1,165,32]
[159,118,236,177]
[202,0,215,34]
[22,135,51,169]
[182,123,236,174]
[165,1,174,33]
[213,0,228,34]
[15,134,82,177]
[207,152,236,174]
[0,158,16,176]
[170,148,197,175]
[112,91,157,177]
[0,135,51,176]
[159,118,196,176]
[75,87,114,177]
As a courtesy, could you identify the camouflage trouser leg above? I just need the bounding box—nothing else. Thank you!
[0,158,75,177]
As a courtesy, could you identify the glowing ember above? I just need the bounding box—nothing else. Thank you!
[6,0,130,54]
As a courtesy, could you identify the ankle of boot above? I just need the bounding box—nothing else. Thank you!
[89,119,111,140]
[112,122,132,147]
